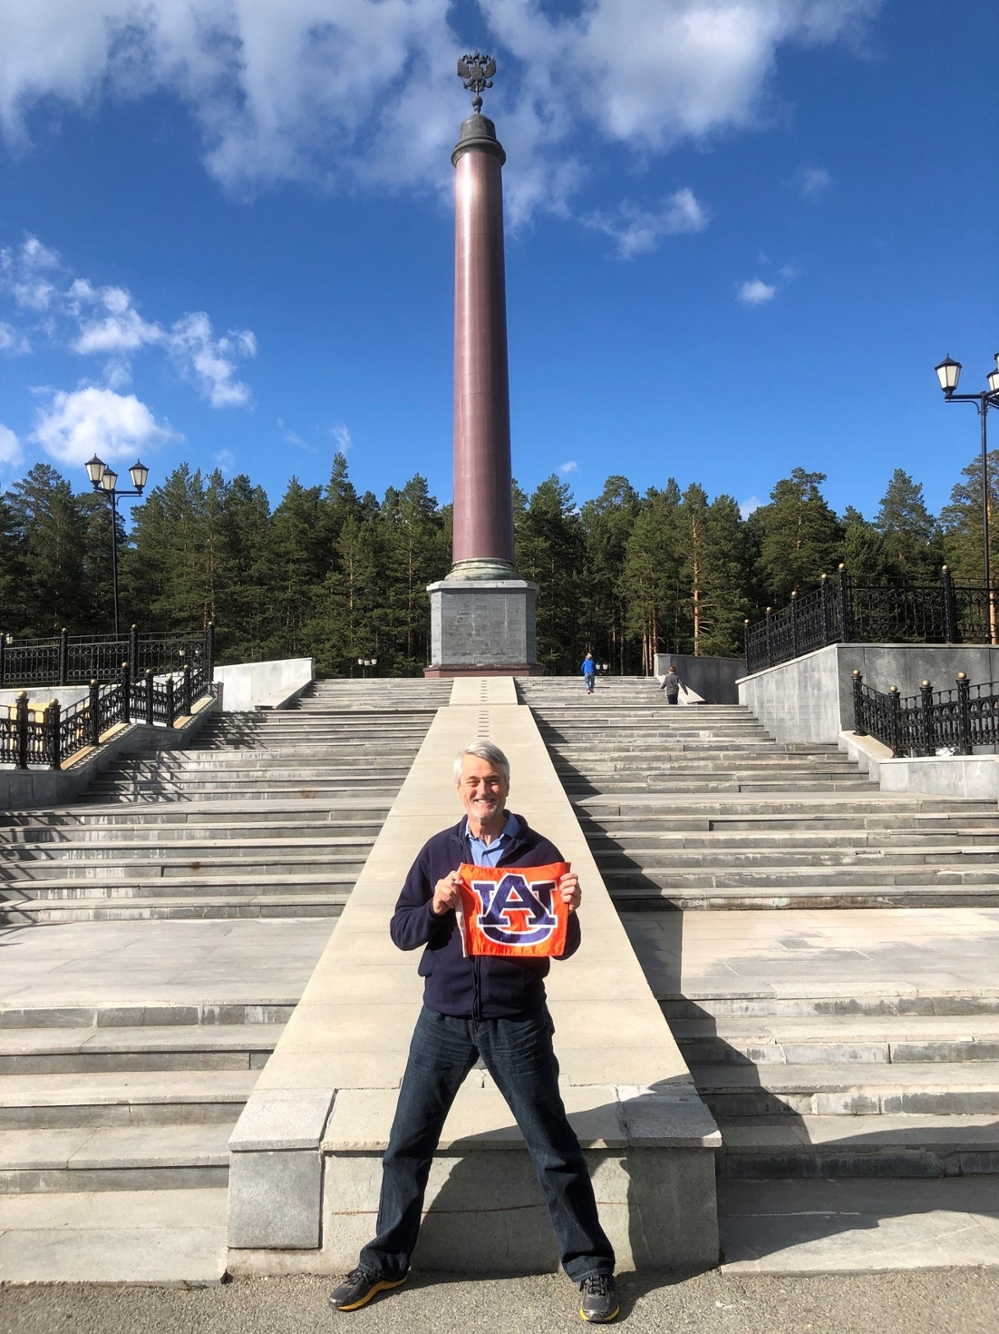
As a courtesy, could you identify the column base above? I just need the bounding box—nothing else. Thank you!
[426,579,538,677]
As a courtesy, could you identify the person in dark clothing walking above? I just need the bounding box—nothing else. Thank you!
[660,665,683,705]
[328,740,619,1323]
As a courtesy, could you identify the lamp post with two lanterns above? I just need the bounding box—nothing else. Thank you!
[84,455,150,640]
[935,355,999,621]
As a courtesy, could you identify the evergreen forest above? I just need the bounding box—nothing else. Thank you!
[2,451,997,676]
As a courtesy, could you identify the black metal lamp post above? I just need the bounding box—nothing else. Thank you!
[85,455,150,639]
[935,355,999,641]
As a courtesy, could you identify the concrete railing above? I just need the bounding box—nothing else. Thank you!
[213,659,314,712]
[226,675,720,1276]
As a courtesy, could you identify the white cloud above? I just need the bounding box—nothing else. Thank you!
[330,423,353,453]
[738,278,776,305]
[559,460,578,474]
[0,322,31,355]
[587,188,709,259]
[213,448,236,474]
[1,237,255,407]
[0,2,882,220]
[0,424,24,468]
[31,387,177,467]
[799,166,832,198]
[739,495,760,518]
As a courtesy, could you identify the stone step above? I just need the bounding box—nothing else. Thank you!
[597,847,999,869]
[591,831,999,850]
[0,1069,258,1128]
[77,785,400,804]
[0,800,393,826]
[670,1014,999,1065]
[0,1002,297,1028]
[662,992,999,1020]
[1,892,346,922]
[0,823,380,844]
[0,1188,229,1283]
[4,867,358,895]
[0,1024,283,1074]
[0,1123,234,1193]
[691,1061,999,1118]
[715,1114,999,1179]
[2,849,369,877]
[611,884,999,910]
[605,862,999,887]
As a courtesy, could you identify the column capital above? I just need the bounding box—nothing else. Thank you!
[452,114,506,167]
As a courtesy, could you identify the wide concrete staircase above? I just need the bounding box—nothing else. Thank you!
[0,678,449,1273]
[518,677,999,911]
[0,679,450,926]
[521,677,999,1235]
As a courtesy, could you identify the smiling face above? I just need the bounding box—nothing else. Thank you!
[457,752,510,838]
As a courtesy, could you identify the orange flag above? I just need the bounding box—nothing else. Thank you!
[455,862,570,958]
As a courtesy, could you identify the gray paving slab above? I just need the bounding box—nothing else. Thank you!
[0,1186,227,1285]
[719,1177,999,1273]
[622,908,999,1000]
[0,920,335,1007]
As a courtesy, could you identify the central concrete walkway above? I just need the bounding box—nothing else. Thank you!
[226,675,719,1276]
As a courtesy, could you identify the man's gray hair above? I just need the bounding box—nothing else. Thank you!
[454,741,511,786]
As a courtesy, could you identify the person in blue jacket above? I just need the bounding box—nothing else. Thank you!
[329,740,619,1323]
[581,652,597,694]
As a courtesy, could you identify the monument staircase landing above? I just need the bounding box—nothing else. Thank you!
[0,678,449,1282]
[521,676,999,1266]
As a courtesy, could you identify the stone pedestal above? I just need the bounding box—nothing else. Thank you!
[425,580,539,678]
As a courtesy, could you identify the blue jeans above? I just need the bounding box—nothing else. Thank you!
[359,1006,615,1282]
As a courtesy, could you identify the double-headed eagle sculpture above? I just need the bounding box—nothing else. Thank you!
[457,52,496,114]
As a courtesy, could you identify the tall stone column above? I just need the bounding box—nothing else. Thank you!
[451,109,514,579]
[426,54,539,677]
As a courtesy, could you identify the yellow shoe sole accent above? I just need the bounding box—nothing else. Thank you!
[579,1303,619,1323]
[336,1275,408,1311]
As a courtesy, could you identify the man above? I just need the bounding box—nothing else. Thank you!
[329,740,619,1323]
[581,653,597,694]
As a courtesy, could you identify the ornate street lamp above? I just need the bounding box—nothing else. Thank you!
[84,455,150,640]
[934,354,999,643]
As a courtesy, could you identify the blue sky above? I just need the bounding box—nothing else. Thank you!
[1,0,996,530]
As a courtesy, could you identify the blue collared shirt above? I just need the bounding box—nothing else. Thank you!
[466,811,519,867]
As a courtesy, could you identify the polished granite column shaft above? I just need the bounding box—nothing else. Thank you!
[450,114,515,580]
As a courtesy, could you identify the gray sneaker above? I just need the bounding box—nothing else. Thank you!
[579,1273,619,1322]
[328,1266,407,1311]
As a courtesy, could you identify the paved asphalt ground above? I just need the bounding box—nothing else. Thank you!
[4,1269,999,1334]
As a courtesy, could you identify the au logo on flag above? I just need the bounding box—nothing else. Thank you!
[456,862,570,958]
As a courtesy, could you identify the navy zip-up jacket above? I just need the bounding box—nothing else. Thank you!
[389,812,581,1019]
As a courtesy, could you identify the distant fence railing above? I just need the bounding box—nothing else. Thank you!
[0,660,214,771]
[744,568,995,674]
[852,670,999,758]
[0,624,214,689]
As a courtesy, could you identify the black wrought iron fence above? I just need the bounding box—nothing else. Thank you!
[852,670,999,757]
[745,568,996,674]
[0,624,214,689]
[1,662,215,771]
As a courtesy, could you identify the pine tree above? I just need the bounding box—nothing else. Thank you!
[939,449,999,588]
[679,489,751,657]
[874,470,941,581]
[752,468,843,603]
[579,477,640,673]
[270,478,329,657]
[842,506,895,583]
[5,463,88,635]
[621,483,683,673]
[380,475,449,672]
[516,476,585,674]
